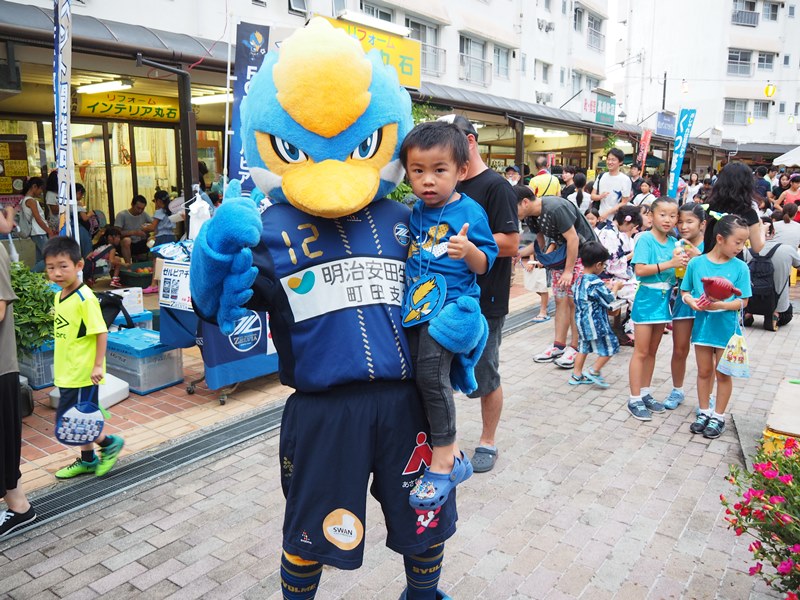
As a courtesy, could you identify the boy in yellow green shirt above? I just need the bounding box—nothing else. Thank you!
[43,237,124,478]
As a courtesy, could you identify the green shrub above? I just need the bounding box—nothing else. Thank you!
[10,261,54,355]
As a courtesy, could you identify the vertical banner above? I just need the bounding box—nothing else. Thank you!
[53,0,75,238]
[229,22,270,197]
[667,108,696,198]
[636,129,652,169]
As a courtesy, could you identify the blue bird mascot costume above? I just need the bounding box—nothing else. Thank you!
[191,18,456,600]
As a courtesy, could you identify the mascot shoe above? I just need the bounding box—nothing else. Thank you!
[409,452,473,510]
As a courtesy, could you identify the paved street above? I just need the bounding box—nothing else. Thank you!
[1,312,798,599]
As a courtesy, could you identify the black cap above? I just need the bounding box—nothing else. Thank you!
[438,114,479,141]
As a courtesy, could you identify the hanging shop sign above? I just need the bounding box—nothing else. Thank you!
[656,111,676,138]
[322,16,421,89]
[73,92,180,122]
[580,92,616,126]
[667,108,697,198]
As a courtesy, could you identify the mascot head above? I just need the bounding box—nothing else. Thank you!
[241,18,414,218]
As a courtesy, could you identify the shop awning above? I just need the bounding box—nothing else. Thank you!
[415,81,662,140]
[721,142,798,155]
[0,0,228,71]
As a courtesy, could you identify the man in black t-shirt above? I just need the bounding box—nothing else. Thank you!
[518,195,598,369]
[442,115,519,474]
[629,164,645,197]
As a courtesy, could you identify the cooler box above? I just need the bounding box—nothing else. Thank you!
[109,310,153,332]
[48,373,130,410]
[106,329,183,395]
[18,340,55,390]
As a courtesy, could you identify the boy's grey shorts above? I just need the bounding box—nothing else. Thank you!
[467,316,505,398]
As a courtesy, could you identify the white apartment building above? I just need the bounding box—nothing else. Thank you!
[0,0,618,221]
[612,0,800,152]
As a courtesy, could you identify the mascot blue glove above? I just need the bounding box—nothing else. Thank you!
[190,179,263,333]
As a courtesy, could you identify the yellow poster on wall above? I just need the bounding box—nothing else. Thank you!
[73,92,180,122]
[321,16,421,89]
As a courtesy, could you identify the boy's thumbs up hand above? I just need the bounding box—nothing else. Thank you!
[447,222,472,260]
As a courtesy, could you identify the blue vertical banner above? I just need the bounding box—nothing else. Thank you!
[667,108,696,198]
[229,22,269,197]
[53,0,73,236]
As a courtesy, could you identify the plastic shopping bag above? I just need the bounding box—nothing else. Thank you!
[717,314,750,378]
[523,266,549,293]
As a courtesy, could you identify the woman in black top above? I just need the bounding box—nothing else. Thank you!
[703,161,764,254]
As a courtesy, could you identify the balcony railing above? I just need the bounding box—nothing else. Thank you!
[731,9,759,26]
[458,53,492,87]
[727,61,753,76]
[421,44,446,77]
[587,28,605,51]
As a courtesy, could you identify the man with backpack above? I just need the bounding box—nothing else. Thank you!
[743,233,800,330]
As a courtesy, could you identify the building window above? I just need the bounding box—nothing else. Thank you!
[757,52,774,70]
[407,18,443,76]
[790,5,796,17]
[574,7,584,31]
[734,0,756,10]
[541,62,550,83]
[794,102,800,116]
[562,0,567,14]
[784,54,791,66]
[252,0,266,6]
[459,35,490,86]
[763,1,779,20]
[333,0,346,14]
[520,53,527,73]
[494,46,510,79]
[732,0,759,26]
[585,75,599,90]
[587,13,604,51]
[361,2,392,21]
[727,48,752,76]
[544,0,551,10]
[560,67,566,85]
[288,0,307,14]
[753,100,770,118]
[779,102,786,113]
[572,71,582,95]
[724,98,748,124]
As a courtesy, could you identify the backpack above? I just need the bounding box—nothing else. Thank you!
[15,198,34,239]
[19,377,34,419]
[746,244,783,326]
[96,290,134,329]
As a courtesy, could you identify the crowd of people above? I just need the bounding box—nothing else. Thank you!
[512,154,800,441]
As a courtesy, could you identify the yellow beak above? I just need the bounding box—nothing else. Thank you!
[282,160,380,219]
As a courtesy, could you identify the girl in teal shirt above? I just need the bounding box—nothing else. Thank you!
[627,198,687,422]
[681,215,752,440]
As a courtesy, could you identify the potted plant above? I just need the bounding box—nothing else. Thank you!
[10,261,55,388]
[721,437,800,599]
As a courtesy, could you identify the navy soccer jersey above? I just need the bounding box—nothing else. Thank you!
[247,198,414,392]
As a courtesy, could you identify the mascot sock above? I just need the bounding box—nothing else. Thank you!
[281,551,322,599]
[403,543,445,599]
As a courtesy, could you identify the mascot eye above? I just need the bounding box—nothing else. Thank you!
[351,129,383,160]
[270,135,308,164]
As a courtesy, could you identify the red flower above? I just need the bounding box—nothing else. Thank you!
[778,474,794,484]
[784,437,797,450]
[749,562,763,576]
[786,592,798,600]
[776,559,794,575]
[769,495,786,504]
[789,544,800,553]
[748,540,762,552]
[763,469,779,479]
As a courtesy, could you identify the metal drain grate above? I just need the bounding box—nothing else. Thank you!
[3,403,284,542]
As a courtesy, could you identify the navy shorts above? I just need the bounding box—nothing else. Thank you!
[56,385,99,426]
[279,380,458,570]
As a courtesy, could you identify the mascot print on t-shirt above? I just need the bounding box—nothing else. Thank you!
[190,18,457,600]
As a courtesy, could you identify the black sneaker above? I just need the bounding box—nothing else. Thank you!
[0,506,36,538]
[690,413,711,434]
[703,417,725,439]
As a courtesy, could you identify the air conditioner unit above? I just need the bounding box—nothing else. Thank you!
[546,21,555,31]
[535,92,553,104]
[538,18,546,30]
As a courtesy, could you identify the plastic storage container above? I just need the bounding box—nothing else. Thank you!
[109,310,153,332]
[106,329,183,395]
[18,340,55,389]
[119,261,154,288]
[49,373,130,410]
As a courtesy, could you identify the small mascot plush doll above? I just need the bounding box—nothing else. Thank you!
[190,18,456,600]
[697,276,742,308]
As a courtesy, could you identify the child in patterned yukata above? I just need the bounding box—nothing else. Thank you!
[569,241,622,388]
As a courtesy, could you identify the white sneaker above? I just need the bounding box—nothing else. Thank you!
[555,347,578,369]
[533,345,565,363]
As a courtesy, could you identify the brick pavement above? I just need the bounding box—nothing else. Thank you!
[2,300,798,599]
